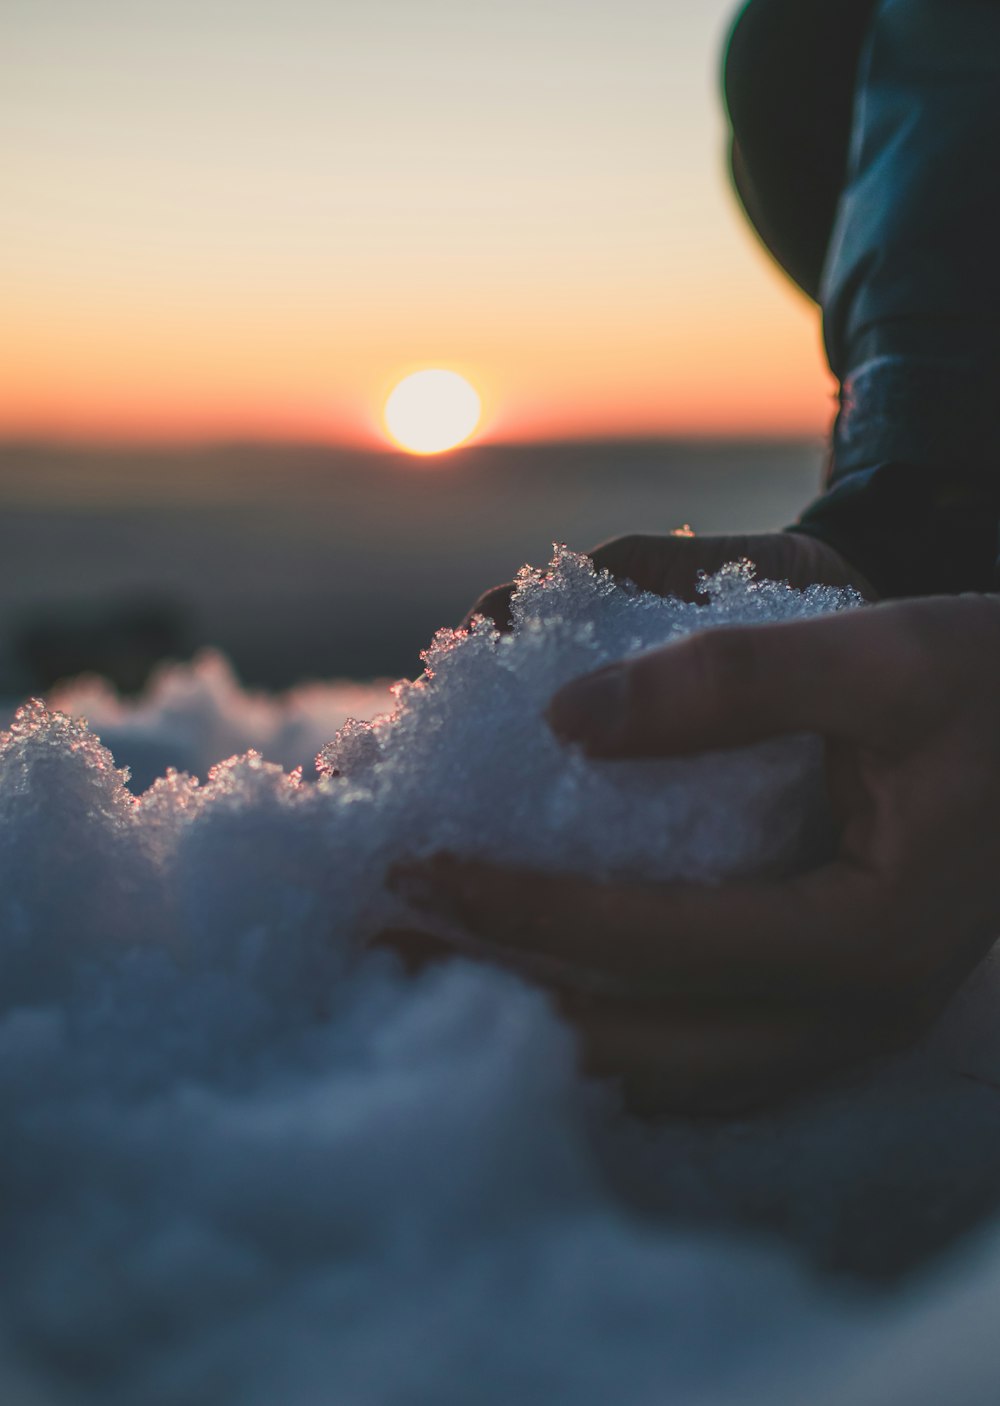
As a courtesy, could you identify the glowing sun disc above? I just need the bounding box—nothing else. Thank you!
[384,370,481,455]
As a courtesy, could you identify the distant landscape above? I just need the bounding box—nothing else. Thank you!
[0,438,825,694]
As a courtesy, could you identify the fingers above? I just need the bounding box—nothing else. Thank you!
[368,927,466,975]
[588,532,760,601]
[461,537,710,633]
[370,920,909,1115]
[562,996,900,1116]
[461,583,515,631]
[460,531,877,636]
[547,600,948,759]
[587,534,703,600]
[390,855,887,1002]
[587,532,877,603]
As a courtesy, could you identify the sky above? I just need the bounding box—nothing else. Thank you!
[3,0,835,448]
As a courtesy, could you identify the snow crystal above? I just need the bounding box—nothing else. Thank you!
[3,547,1000,1404]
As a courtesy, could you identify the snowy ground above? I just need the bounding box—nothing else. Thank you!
[5,549,1000,1404]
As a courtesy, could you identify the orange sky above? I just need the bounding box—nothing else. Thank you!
[3,0,836,449]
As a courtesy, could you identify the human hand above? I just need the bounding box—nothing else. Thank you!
[464,529,876,630]
[382,594,1000,1114]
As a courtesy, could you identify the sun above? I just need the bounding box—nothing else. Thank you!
[384,370,482,455]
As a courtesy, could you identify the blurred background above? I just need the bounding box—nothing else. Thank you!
[2,0,833,695]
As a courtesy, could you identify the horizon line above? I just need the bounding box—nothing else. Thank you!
[0,429,828,457]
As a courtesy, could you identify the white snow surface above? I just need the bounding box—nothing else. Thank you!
[49,651,395,794]
[5,547,1000,1403]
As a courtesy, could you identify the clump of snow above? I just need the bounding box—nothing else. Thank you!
[315,550,851,895]
[4,547,1000,1403]
[51,650,394,792]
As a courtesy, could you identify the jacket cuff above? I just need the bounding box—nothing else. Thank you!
[787,462,1000,598]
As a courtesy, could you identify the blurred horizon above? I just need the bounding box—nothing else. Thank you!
[0,437,824,694]
[0,426,827,455]
[5,0,833,449]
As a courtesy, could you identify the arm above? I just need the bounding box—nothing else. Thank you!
[468,0,1000,632]
[783,0,1000,597]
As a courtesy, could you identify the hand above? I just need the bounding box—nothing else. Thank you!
[464,529,876,630]
[381,595,1000,1114]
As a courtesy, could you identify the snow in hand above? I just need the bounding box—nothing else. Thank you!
[5,548,1000,1404]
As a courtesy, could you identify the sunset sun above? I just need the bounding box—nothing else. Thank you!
[384,370,482,455]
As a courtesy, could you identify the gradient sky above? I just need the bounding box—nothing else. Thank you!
[3,0,835,447]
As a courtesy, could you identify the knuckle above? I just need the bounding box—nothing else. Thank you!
[686,628,759,712]
[887,604,949,666]
[885,598,1000,694]
[624,653,671,742]
[589,532,633,556]
[625,627,763,751]
[590,533,646,572]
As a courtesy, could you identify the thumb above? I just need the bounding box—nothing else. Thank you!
[547,603,941,759]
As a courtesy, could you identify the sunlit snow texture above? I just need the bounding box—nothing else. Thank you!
[6,549,1000,1404]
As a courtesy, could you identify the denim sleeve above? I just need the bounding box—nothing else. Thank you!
[789,0,1000,596]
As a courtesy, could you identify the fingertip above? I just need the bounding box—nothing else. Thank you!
[546,664,628,754]
[462,583,515,632]
[368,927,459,975]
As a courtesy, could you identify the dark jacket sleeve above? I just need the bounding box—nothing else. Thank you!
[789,0,1000,596]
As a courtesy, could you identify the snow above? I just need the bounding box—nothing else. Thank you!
[4,547,1000,1403]
[49,650,394,794]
